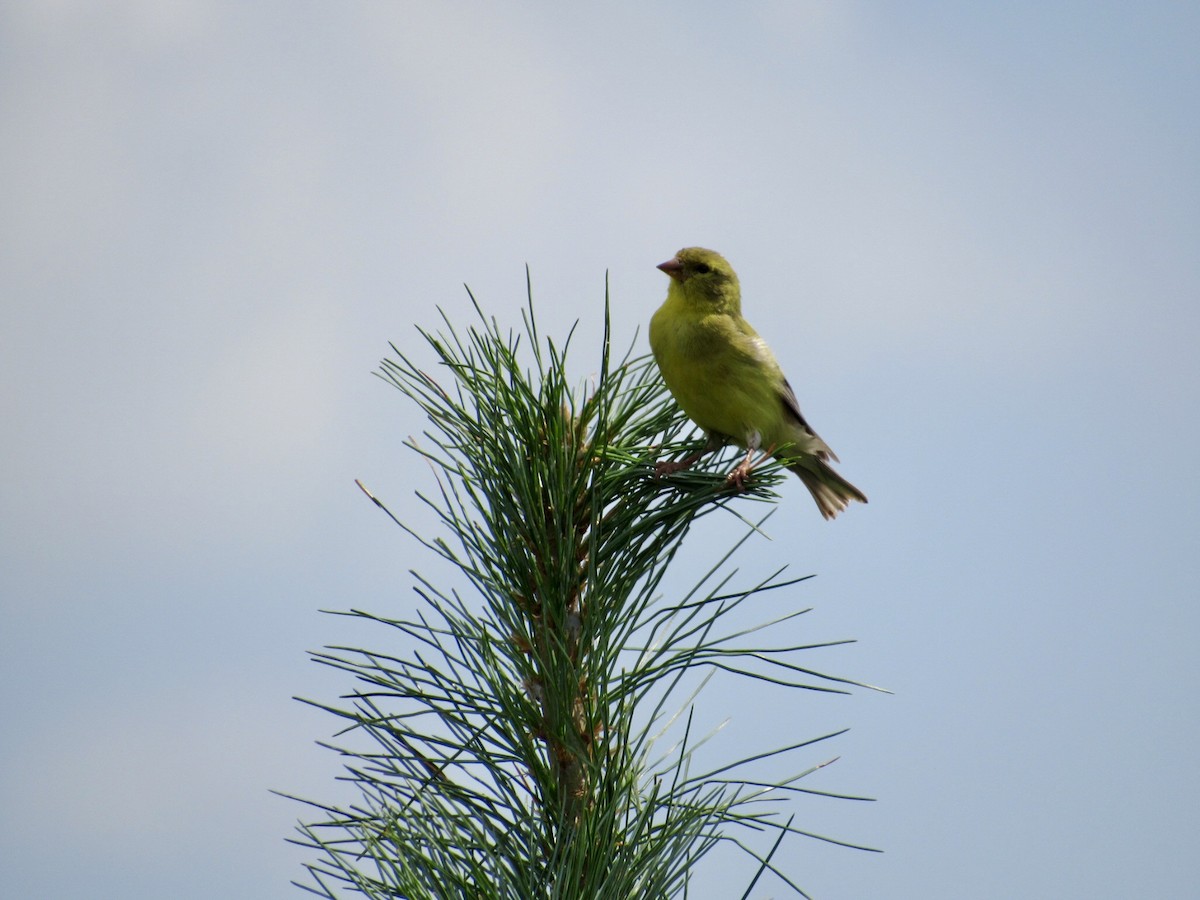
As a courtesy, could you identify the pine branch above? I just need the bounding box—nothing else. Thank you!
[286,277,876,899]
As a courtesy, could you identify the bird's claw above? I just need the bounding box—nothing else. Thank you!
[724,445,776,492]
[725,464,752,491]
[653,446,708,479]
[654,459,691,478]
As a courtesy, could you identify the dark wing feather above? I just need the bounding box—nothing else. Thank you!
[778,377,836,463]
[734,319,838,463]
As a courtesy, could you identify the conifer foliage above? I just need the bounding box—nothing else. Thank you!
[288,281,876,899]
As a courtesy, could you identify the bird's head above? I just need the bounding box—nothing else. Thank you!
[657,247,740,313]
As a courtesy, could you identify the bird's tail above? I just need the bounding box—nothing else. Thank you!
[788,459,868,521]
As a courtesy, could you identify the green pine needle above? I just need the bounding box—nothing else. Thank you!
[286,276,878,899]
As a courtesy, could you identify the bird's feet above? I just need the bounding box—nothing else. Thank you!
[653,447,708,479]
[724,445,776,491]
[725,462,752,491]
[655,458,693,478]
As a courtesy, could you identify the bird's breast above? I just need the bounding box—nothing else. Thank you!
[651,312,783,446]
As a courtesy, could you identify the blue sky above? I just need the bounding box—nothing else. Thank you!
[2,2,1198,897]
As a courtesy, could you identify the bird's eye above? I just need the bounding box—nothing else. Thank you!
[694,263,711,274]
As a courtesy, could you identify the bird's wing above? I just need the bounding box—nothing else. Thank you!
[733,318,837,463]
[778,373,838,463]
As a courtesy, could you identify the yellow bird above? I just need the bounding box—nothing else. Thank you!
[650,247,867,520]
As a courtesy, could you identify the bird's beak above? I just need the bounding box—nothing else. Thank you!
[657,257,684,282]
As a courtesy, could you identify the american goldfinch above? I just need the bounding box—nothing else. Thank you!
[650,247,867,520]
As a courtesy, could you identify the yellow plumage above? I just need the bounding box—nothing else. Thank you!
[649,247,867,520]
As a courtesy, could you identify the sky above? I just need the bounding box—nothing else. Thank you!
[2,2,1198,897]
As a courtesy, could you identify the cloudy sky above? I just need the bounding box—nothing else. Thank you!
[2,2,1198,898]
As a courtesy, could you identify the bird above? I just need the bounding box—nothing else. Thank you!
[649,247,867,520]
